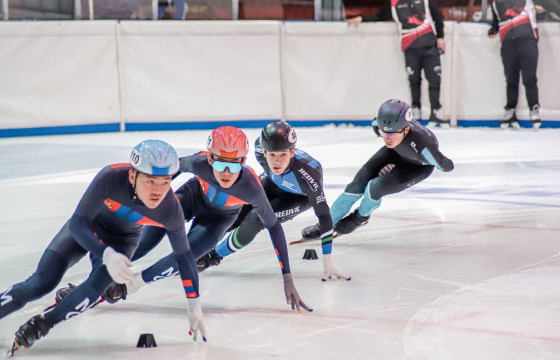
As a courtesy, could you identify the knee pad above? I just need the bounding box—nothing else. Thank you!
[357,179,382,217]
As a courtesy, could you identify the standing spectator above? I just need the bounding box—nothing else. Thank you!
[488,0,541,129]
[347,0,450,127]
[159,0,188,20]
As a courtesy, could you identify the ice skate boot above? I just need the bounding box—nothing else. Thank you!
[301,224,321,241]
[197,250,222,272]
[530,105,541,130]
[500,108,520,129]
[427,108,450,128]
[410,106,422,122]
[9,315,51,356]
[334,209,369,235]
[44,283,76,311]
[102,283,127,304]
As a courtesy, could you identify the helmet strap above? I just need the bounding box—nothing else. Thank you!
[131,170,139,199]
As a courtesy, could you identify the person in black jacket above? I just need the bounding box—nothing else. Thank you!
[488,0,541,129]
[347,0,450,127]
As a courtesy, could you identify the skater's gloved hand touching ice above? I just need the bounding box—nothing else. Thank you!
[283,273,312,312]
[187,297,207,342]
[322,254,351,281]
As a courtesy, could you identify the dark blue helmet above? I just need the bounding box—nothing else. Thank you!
[376,99,412,133]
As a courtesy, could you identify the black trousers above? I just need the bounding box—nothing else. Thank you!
[501,37,539,109]
[404,46,442,110]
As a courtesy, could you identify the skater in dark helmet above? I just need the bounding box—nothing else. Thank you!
[198,121,349,281]
[302,98,454,240]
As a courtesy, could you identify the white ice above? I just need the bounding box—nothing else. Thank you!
[0,126,559,360]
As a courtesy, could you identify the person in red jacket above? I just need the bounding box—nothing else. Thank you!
[488,0,541,129]
[347,0,450,128]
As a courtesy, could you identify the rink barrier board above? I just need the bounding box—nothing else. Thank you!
[0,21,559,137]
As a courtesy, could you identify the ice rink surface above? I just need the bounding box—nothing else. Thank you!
[0,126,559,360]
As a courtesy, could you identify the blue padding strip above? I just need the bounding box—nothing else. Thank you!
[125,120,278,132]
[0,123,120,138]
[457,120,560,128]
[3,119,559,139]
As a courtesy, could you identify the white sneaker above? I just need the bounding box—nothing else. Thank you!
[530,105,541,130]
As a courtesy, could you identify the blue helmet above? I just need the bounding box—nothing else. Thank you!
[130,140,179,176]
[376,99,412,133]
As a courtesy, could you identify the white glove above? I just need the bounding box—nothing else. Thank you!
[283,273,312,312]
[187,297,207,342]
[378,163,396,176]
[322,254,351,281]
[102,247,133,284]
[124,272,146,295]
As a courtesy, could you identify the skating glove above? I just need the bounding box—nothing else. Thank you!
[322,254,351,281]
[102,247,133,284]
[187,297,207,342]
[283,273,312,312]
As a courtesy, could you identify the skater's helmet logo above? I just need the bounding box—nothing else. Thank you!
[405,108,413,122]
[130,149,142,167]
[288,128,297,144]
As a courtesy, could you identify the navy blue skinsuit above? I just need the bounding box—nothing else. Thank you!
[216,137,334,258]
[132,151,292,282]
[0,164,199,326]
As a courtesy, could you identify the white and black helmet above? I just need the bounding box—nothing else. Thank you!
[260,121,297,152]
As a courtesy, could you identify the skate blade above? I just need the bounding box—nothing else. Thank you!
[6,341,20,358]
[289,237,318,245]
[289,232,345,246]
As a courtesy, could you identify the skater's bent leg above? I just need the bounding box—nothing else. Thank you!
[0,250,71,320]
[43,265,113,326]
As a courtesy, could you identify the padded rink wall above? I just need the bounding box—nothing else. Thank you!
[0,20,558,137]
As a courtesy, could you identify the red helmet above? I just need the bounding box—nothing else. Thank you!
[207,126,249,159]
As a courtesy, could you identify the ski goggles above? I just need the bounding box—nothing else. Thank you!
[210,155,243,173]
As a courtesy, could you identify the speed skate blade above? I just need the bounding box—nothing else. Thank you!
[6,341,21,358]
